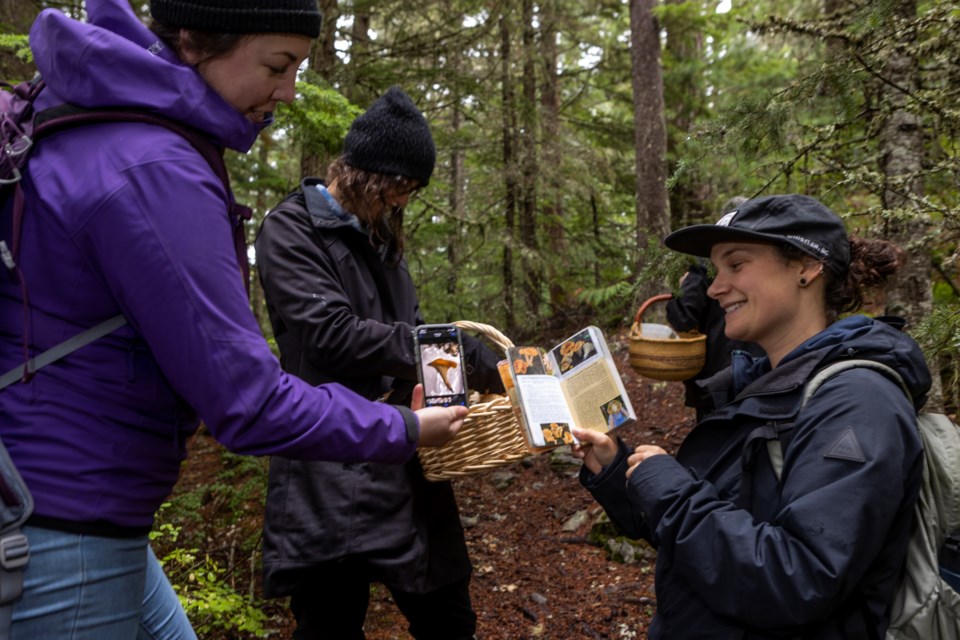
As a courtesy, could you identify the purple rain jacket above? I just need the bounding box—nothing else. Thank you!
[0,0,418,534]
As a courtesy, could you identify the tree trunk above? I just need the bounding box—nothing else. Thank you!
[447,64,465,298]
[664,0,705,227]
[540,0,566,317]
[344,6,371,104]
[519,0,541,325]
[629,0,670,292]
[299,0,338,179]
[500,15,518,336]
[877,0,941,406]
[249,141,273,338]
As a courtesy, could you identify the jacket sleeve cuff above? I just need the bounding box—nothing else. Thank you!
[579,438,630,489]
[396,405,420,444]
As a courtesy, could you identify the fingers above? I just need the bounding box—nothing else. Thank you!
[410,383,425,410]
[571,427,618,471]
[414,405,469,448]
[570,427,609,446]
[626,445,668,476]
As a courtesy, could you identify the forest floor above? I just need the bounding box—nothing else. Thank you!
[171,327,696,639]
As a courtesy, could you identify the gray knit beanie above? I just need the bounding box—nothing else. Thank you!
[150,0,321,38]
[342,87,436,186]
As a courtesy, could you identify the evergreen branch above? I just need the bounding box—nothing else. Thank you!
[851,51,956,123]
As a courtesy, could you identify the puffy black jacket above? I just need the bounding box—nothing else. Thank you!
[582,316,929,639]
[255,178,500,596]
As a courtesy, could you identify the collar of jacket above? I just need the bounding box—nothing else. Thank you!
[298,177,402,266]
[702,349,831,424]
[301,177,364,232]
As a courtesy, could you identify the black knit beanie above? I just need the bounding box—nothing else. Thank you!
[150,0,321,38]
[342,87,436,186]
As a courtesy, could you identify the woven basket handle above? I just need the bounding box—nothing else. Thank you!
[452,320,515,350]
[633,293,673,325]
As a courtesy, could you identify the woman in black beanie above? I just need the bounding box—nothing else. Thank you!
[255,86,504,640]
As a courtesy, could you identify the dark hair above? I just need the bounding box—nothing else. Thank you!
[779,236,905,321]
[326,157,420,261]
[149,20,248,66]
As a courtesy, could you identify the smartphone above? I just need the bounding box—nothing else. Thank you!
[413,324,469,407]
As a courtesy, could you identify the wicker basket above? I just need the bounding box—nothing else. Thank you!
[628,294,706,381]
[417,320,530,482]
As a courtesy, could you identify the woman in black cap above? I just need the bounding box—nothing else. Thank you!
[573,195,926,639]
[255,86,504,640]
[3,2,470,638]
[666,196,765,421]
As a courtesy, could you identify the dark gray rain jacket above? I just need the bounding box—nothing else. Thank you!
[583,316,929,639]
[255,178,500,596]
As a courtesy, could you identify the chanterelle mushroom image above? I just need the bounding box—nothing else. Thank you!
[428,358,459,392]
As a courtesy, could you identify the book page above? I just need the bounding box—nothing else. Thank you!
[550,326,636,433]
[562,359,630,432]
[498,360,540,453]
[506,347,576,448]
[549,327,600,377]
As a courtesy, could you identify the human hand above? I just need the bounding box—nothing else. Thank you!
[571,427,619,474]
[625,445,668,478]
[411,383,469,448]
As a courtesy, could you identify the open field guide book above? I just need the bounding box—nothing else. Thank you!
[498,326,636,452]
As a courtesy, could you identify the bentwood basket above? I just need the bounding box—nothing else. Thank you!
[628,294,706,381]
[417,320,530,482]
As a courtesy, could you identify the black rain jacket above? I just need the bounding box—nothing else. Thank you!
[582,316,929,639]
[255,178,500,596]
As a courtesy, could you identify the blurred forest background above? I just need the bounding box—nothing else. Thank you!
[3,0,960,636]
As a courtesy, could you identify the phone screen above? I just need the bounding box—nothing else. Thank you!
[414,325,469,407]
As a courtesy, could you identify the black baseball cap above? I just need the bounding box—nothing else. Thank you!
[663,194,850,276]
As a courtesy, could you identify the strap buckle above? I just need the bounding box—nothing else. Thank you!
[0,533,29,571]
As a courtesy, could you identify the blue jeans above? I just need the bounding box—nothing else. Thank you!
[139,546,197,640]
[9,526,195,640]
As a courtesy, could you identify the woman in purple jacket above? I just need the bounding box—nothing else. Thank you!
[0,1,467,637]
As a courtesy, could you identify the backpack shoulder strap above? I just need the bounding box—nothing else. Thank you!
[0,314,127,391]
[2,107,247,390]
[801,359,911,409]
[768,359,912,481]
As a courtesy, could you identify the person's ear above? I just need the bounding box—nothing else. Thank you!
[797,259,825,288]
[177,29,201,66]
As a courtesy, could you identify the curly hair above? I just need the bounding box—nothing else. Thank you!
[780,236,906,321]
[326,157,420,261]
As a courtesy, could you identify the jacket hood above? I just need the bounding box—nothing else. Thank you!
[29,0,264,151]
[300,178,364,232]
[734,315,932,411]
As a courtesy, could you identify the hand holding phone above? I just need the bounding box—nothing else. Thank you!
[414,324,469,407]
[410,384,469,447]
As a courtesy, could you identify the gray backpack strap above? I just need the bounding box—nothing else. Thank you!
[0,525,29,637]
[0,314,127,390]
[801,359,910,409]
[0,314,125,633]
[768,359,911,481]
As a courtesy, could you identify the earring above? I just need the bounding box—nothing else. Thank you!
[799,278,808,287]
